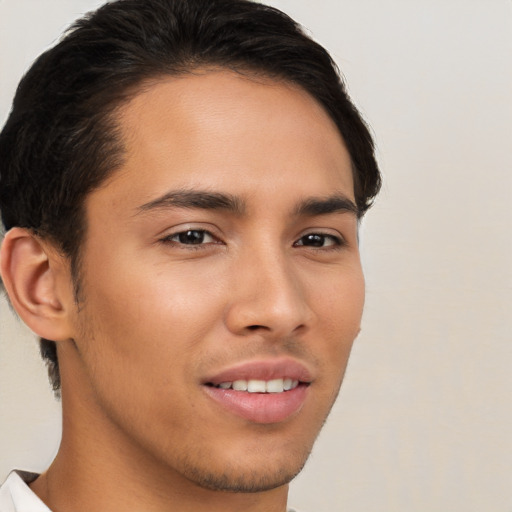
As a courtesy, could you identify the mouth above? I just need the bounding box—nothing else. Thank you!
[206,377,301,393]
[202,359,312,424]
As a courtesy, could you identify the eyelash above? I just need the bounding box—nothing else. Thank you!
[160,229,345,250]
[161,229,218,248]
[293,233,345,249]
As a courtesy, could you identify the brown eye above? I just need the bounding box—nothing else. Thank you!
[166,230,216,245]
[295,233,341,248]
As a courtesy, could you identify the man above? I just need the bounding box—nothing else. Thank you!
[0,0,380,510]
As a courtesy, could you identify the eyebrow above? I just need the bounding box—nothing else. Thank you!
[136,189,358,218]
[137,189,245,215]
[294,194,359,218]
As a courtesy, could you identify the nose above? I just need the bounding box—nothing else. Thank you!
[224,245,314,339]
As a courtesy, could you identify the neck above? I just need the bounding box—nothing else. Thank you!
[31,465,289,512]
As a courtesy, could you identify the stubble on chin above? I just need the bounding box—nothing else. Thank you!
[174,445,311,493]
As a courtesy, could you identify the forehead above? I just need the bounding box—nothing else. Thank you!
[93,70,354,213]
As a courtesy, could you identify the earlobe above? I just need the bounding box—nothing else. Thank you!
[0,227,74,341]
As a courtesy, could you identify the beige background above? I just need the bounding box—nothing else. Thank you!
[1,1,511,511]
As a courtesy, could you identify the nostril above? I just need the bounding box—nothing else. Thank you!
[247,325,265,331]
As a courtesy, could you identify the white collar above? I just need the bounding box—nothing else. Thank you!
[0,471,51,511]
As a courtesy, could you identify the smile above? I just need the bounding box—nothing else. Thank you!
[202,359,313,423]
[209,378,300,393]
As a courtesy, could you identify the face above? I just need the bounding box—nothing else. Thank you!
[64,70,365,492]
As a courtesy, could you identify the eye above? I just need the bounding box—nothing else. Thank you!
[294,233,343,248]
[164,229,217,245]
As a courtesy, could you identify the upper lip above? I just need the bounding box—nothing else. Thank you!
[203,357,313,386]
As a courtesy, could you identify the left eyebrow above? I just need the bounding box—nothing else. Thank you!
[136,189,245,215]
[293,194,359,218]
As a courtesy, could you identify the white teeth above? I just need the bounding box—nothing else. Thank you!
[216,378,300,393]
[266,378,285,393]
[232,380,248,391]
[247,380,267,392]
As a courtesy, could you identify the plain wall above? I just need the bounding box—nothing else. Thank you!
[1,1,511,511]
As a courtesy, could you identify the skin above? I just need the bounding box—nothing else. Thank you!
[7,70,365,512]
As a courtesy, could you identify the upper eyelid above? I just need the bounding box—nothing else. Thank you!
[158,223,221,238]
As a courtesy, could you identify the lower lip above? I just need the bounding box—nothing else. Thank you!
[203,384,309,424]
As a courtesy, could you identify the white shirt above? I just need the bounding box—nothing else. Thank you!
[0,471,299,511]
[0,471,51,512]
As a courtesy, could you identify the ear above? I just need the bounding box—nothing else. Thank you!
[0,227,74,342]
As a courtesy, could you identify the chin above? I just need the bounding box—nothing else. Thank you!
[183,463,305,493]
[176,443,312,493]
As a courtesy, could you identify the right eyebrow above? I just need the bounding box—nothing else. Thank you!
[136,189,246,215]
[293,194,359,218]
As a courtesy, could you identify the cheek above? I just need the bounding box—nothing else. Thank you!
[313,267,365,376]
[75,258,227,391]
[314,264,365,333]
[71,266,226,440]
